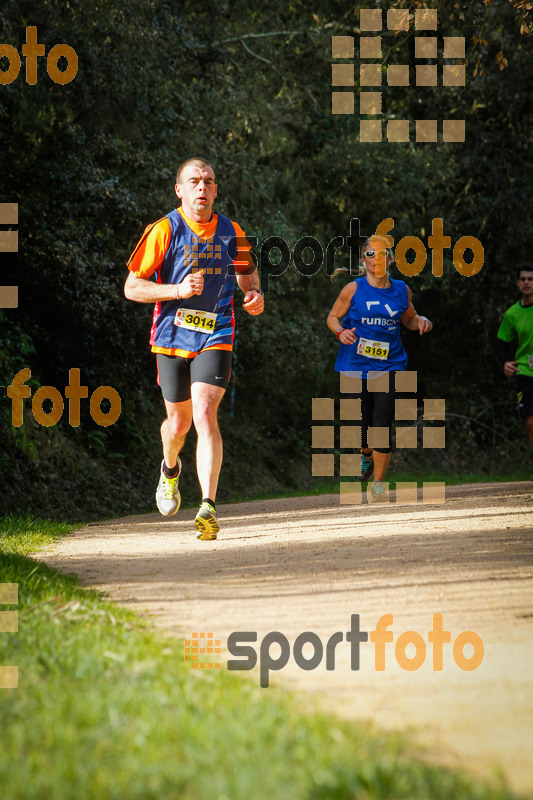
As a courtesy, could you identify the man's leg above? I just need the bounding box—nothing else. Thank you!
[525,414,533,450]
[155,399,193,516]
[188,349,232,540]
[191,382,226,501]
[161,398,193,469]
[155,354,193,517]
[517,380,533,452]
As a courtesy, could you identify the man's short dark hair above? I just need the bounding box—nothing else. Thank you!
[176,158,216,185]
[517,263,533,279]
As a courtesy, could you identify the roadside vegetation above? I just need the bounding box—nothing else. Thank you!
[2,1,532,521]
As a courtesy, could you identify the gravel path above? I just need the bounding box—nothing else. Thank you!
[37,481,533,793]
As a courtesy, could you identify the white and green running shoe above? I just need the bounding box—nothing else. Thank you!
[194,502,219,541]
[369,480,387,503]
[155,458,181,516]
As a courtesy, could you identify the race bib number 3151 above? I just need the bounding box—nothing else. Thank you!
[356,337,390,360]
[174,308,217,333]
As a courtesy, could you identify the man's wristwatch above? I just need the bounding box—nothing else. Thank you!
[336,327,345,339]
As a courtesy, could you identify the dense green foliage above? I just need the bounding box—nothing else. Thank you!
[0,1,532,519]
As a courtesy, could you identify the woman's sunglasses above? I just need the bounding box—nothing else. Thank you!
[363,249,389,258]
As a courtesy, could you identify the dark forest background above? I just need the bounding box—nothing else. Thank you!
[1,0,532,520]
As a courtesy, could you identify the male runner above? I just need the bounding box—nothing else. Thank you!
[125,158,264,539]
[496,264,533,451]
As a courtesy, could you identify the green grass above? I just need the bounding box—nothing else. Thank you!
[1,517,530,800]
[0,514,76,555]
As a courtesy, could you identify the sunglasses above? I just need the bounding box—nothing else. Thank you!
[363,250,389,258]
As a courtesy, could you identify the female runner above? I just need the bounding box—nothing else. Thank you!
[327,234,433,501]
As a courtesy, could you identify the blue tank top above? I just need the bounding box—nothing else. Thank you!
[150,209,239,354]
[335,277,409,377]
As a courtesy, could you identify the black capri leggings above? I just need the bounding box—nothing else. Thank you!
[360,372,397,454]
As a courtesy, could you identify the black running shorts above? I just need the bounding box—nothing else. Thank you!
[342,371,412,454]
[156,349,233,403]
[517,375,533,420]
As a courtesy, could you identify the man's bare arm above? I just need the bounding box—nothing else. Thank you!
[237,272,264,315]
[124,270,205,302]
[236,271,260,294]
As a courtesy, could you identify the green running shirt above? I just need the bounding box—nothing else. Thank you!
[497,301,533,378]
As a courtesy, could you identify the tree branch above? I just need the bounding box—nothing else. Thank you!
[240,38,273,65]
[444,412,530,454]
[208,30,308,47]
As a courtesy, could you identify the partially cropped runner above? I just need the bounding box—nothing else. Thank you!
[496,264,533,451]
[327,234,433,502]
[125,158,264,539]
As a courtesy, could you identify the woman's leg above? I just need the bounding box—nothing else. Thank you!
[370,372,395,482]
[373,450,391,481]
[360,378,372,454]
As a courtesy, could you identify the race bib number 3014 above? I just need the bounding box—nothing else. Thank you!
[174,308,217,333]
[356,337,390,360]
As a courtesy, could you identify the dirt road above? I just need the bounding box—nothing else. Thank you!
[37,481,533,793]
